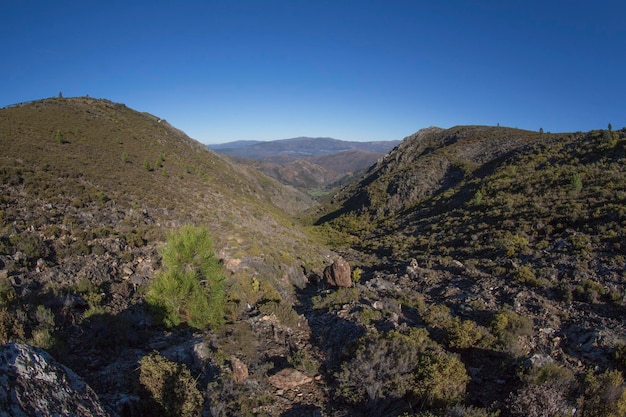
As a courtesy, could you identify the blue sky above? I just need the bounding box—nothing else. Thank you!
[2,1,625,143]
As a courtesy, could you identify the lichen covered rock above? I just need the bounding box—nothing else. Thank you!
[0,342,112,417]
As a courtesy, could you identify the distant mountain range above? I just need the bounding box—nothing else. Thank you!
[207,137,400,159]
[208,137,400,193]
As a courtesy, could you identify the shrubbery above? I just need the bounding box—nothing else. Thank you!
[337,328,469,411]
[580,369,626,417]
[146,225,225,329]
[139,352,203,417]
[490,309,533,355]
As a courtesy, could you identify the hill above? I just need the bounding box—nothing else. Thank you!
[306,124,626,414]
[0,97,339,416]
[5,98,626,416]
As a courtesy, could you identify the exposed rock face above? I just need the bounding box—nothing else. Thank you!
[0,342,112,417]
[323,257,352,288]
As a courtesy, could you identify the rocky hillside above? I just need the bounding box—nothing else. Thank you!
[0,97,339,416]
[0,96,322,265]
[306,124,626,415]
[4,98,626,417]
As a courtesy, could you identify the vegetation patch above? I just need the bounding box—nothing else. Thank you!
[139,352,203,417]
[146,225,226,329]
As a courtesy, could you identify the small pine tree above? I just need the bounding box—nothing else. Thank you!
[608,122,613,132]
[146,225,226,329]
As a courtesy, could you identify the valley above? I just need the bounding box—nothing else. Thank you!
[209,137,399,196]
[1,97,626,417]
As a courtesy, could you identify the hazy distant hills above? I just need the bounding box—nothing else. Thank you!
[207,136,400,158]
[208,137,400,193]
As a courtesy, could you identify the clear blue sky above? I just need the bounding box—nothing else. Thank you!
[2,1,625,144]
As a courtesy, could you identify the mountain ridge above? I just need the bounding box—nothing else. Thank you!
[208,136,400,158]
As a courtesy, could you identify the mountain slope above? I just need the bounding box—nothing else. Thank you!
[0,96,341,416]
[313,125,626,265]
[0,97,320,264]
[305,125,626,414]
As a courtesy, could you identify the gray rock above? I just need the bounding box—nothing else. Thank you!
[0,342,114,417]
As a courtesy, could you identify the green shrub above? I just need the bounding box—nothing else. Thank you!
[581,369,626,417]
[146,225,225,329]
[312,287,359,310]
[288,347,319,375]
[55,129,66,144]
[444,316,494,349]
[490,309,533,355]
[0,306,25,344]
[139,352,203,417]
[412,350,469,408]
[337,328,468,410]
[524,362,574,388]
[614,343,626,372]
[514,265,550,288]
[9,232,47,260]
[258,300,304,329]
[574,279,606,304]
[337,329,432,405]
[571,173,583,194]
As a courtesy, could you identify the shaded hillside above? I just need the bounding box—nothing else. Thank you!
[312,125,626,265]
[208,136,399,159]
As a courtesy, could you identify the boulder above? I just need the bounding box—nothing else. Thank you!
[0,342,113,417]
[230,356,249,384]
[323,257,352,288]
[268,368,313,390]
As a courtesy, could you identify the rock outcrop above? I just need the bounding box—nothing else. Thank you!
[323,257,352,288]
[268,368,313,390]
[0,342,113,417]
